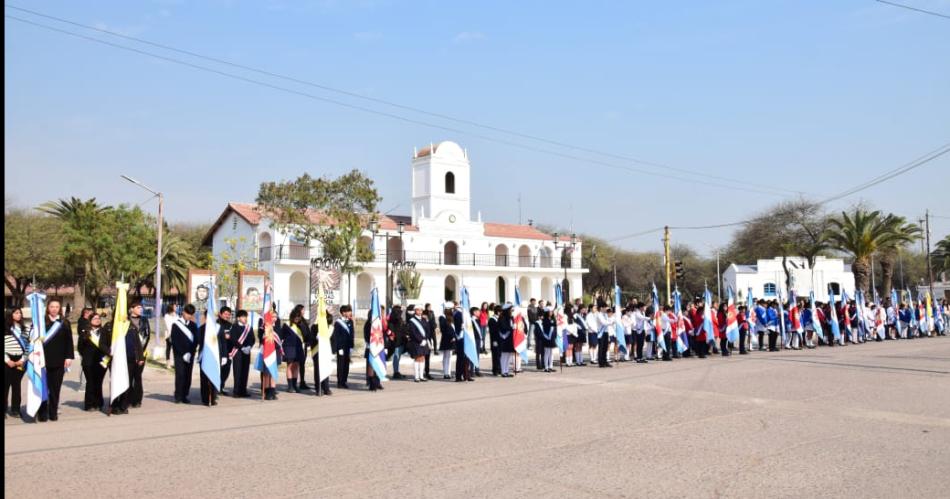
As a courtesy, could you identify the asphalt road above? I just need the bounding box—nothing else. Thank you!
[5,338,950,498]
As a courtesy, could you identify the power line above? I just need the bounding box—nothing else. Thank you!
[5,13,790,197]
[608,141,950,241]
[875,0,950,20]
[3,4,792,195]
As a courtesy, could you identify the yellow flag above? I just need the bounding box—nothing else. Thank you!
[317,285,332,382]
[110,282,131,402]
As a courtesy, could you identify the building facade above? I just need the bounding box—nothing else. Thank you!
[722,256,855,301]
[204,141,587,317]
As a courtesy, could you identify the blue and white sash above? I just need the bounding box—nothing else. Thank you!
[43,320,63,344]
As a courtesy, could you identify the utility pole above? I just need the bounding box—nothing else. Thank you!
[918,217,926,254]
[663,226,671,305]
[716,248,721,302]
[926,209,935,298]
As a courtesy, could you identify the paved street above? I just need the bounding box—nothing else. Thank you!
[5,337,950,498]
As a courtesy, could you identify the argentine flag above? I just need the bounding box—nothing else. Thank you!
[367,287,388,381]
[25,291,48,417]
[460,287,480,368]
[199,279,221,391]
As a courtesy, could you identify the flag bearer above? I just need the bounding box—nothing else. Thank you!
[216,306,233,396]
[77,312,109,411]
[126,301,149,408]
[488,305,501,376]
[170,304,198,404]
[332,305,355,389]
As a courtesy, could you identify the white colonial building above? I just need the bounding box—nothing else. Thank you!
[722,256,855,301]
[204,141,587,317]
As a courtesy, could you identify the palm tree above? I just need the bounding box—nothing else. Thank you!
[37,198,112,306]
[876,215,922,297]
[932,234,950,279]
[826,209,917,296]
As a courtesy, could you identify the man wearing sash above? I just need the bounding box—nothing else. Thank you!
[331,305,355,389]
[229,310,255,398]
[216,307,234,395]
[488,305,501,376]
[170,304,198,404]
[126,301,149,408]
[38,299,74,422]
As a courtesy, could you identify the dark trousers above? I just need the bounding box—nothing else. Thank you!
[635,332,645,360]
[662,333,673,360]
[173,355,193,402]
[200,372,217,405]
[720,336,730,356]
[232,353,251,396]
[220,358,232,392]
[739,329,748,353]
[129,362,144,406]
[38,367,65,420]
[424,350,431,376]
[597,334,610,366]
[768,330,779,351]
[165,338,172,361]
[696,339,708,358]
[490,344,501,374]
[4,363,24,415]
[455,349,472,380]
[299,353,308,386]
[82,363,106,410]
[337,353,350,387]
[312,355,331,395]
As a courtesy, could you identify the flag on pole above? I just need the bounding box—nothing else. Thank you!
[317,283,333,382]
[199,278,221,392]
[367,287,388,381]
[776,289,787,345]
[828,290,841,341]
[703,285,714,344]
[809,291,824,340]
[890,289,902,338]
[673,288,688,353]
[25,290,48,417]
[614,283,627,355]
[725,287,739,344]
[746,287,756,331]
[513,286,529,362]
[554,283,565,353]
[460,287,479,367]
[108,282,131,405]
[255,281,280,379]
[839,290,852,339]
[925,291,934,334]
[651,283,666,352]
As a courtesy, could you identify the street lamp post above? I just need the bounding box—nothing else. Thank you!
[552,232,578,302]
[121,175,163,360]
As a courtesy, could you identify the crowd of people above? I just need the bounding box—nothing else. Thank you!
[4,291,948,422]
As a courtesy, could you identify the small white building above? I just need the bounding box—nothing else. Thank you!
[722,256,855,301]
[203,141,587,317]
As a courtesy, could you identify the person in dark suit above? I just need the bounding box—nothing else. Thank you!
[280,305,306,393]
[197,320,220,407]
[423,303,437,380]
[216,306,233,395]
[38,299,74,422]
[77,312,109,412]
[438,304,456,379]
[126,301,149,409]
[331,305,355,389]
[229,309,255,398]
[488,305,501,376]
[454,307,473,382]
[170,304,198,403]
[304,314,333,397]
[498,304,515,377]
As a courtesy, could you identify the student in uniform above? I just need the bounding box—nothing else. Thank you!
[162,304,178,368]
[305,314,333,397]
[407,305,430,382]
[438,303,456,379]
[216,306,234,395]
[423,303,437,380]
[737,305,750,355]
[5,308,29,418]
[229,310,255,398]
[170,304,198,404]
[362,309,384,392]
[717,303,730,357]
[197,318,221,407]
[77,312,109,411]
[332,305,355,389]
[540,307,557,372]
[454,306,472,382]
[488,305,501,376]
[388,306,406,379]
[280,305,307,393]
[470,306,484,377]
[126,301,149,408]
[35,299,74,421]
[586,304,601,366]
[258,315,282,401]
[572,304,588,366]
[632,303,647,363]
[498,304,515,377]
[754,300,768,352]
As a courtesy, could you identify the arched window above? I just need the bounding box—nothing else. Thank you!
[763,283,777,297]
[828,282,841,295]
[445,172,455,194]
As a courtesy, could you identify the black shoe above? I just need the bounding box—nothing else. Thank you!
[392,373,405,379]
[466,378,474,382]
[182,398,191,404]
[49,415,58,421]
[211,399,218,406]
[220,390,230,397]
[131,403,142,409]
[414,379,421,383]
[424,374,434,380]
[298,383,310,390]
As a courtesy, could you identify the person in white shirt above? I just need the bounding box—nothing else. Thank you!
[162,304,179,368]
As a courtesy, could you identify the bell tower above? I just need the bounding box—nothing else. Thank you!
[410,141,471,226]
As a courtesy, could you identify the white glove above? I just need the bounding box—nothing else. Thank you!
[338,350,343,355]
[422,340,429,347]
[221,358,228,366]
[183,353,192,363]
[242,347,251,355]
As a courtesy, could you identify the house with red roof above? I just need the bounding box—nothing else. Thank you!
[203,141,587,316]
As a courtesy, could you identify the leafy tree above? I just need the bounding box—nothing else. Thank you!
[930,235,950,280]
[169,222,213,268]
[38,197,113,305]
[3,210,71,306]
[723,200,830,292]
[212,236,259,306]
[256,170,380,302]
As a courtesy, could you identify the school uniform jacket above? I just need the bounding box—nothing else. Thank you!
[331,318,355,355]
[42,316,74,369]
[438,316,456,351]
[170,319,199,361]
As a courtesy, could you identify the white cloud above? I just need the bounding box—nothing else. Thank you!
[453,31,485,43]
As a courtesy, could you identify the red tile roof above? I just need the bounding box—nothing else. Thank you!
[483,222,555,241]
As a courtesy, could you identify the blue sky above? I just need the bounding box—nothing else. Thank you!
[5,0,950,253]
